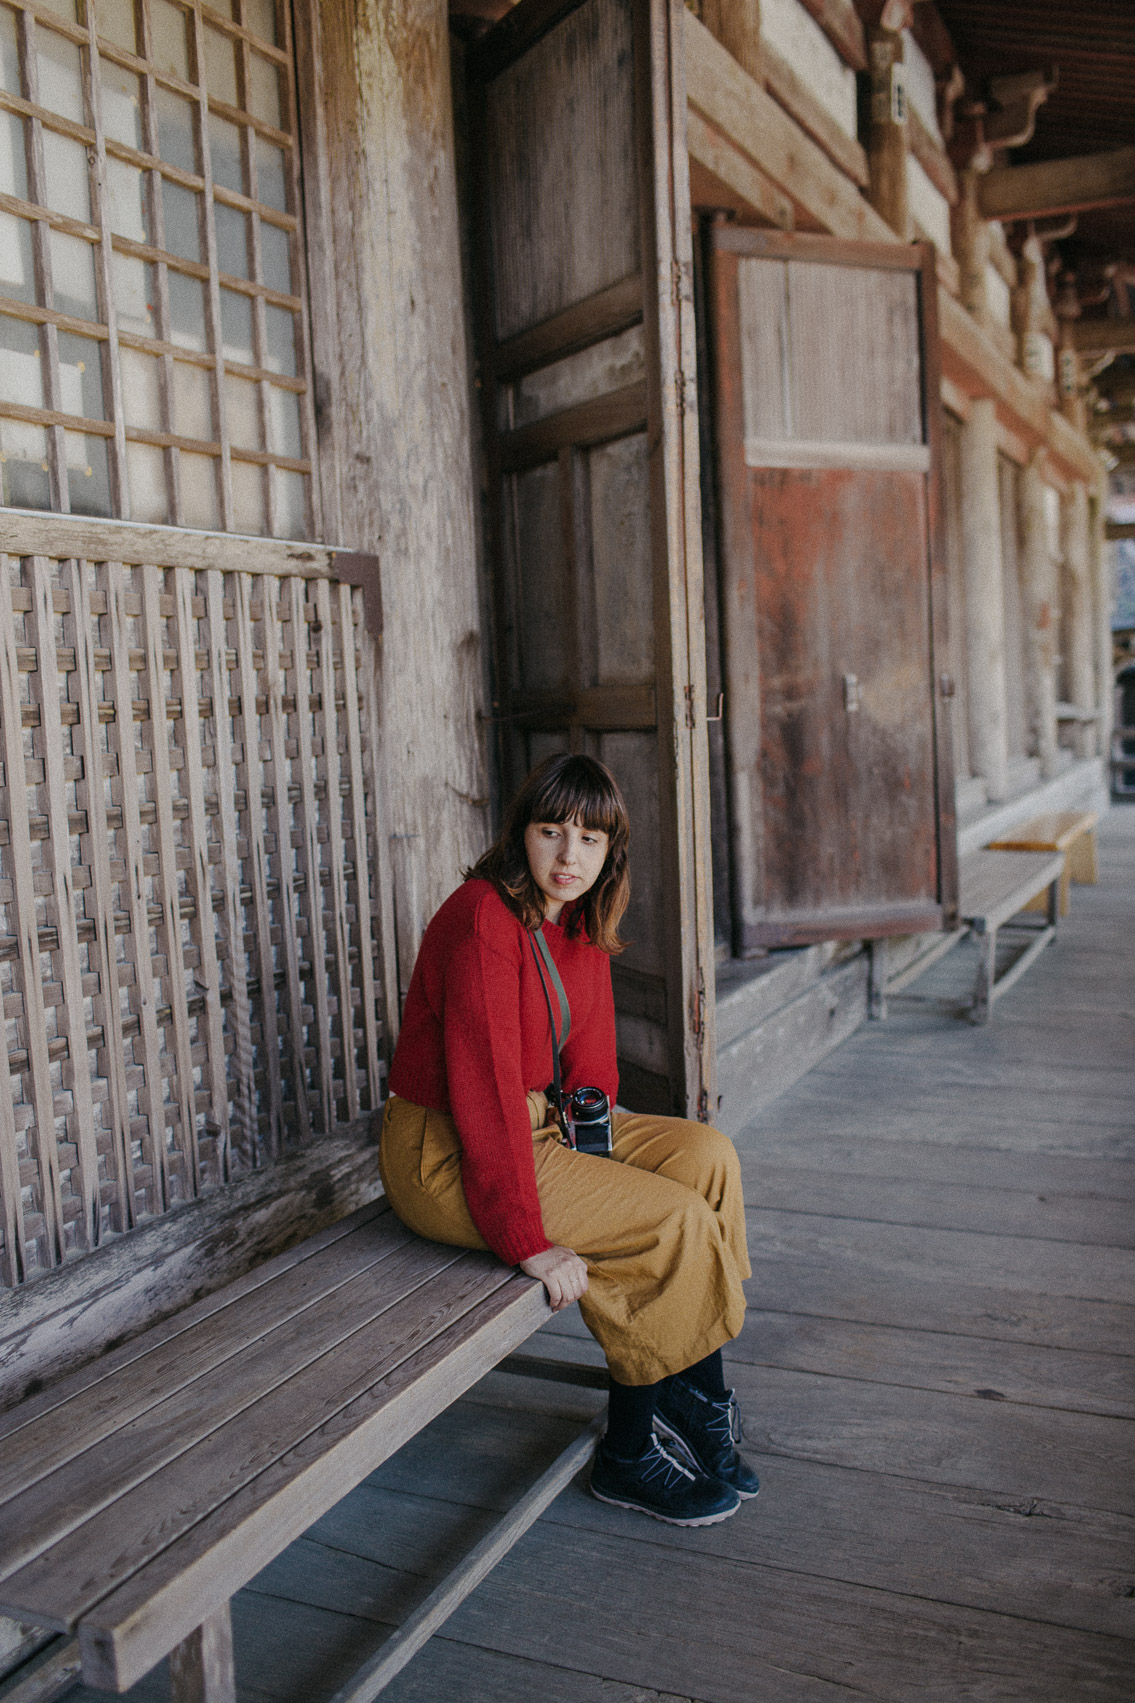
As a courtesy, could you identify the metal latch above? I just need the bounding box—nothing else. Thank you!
[843,673,861,713]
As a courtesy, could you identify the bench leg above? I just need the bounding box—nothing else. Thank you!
[868,938,887,1020]
[971,924,994,1024]
[1069,828,1098,886]
[169,1605,235,1703]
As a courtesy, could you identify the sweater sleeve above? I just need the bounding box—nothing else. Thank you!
[560,948,619,1108]
[441,911,552,1266]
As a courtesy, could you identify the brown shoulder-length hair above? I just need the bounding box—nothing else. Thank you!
[466,754,630,953]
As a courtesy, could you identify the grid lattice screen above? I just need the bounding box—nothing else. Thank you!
[0,0,318,538]
[0,520,385,1287]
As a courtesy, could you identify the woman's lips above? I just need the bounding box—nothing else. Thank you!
[553,874,577,885]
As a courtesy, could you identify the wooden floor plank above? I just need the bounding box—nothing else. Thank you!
[739,1163,1135,1246]
[746,1206,1135,1303]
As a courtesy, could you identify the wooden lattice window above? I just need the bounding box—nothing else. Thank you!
[0,516,386,1287]
[0,0,318,537]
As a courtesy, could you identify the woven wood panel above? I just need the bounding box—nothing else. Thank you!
[0,533,385,1286]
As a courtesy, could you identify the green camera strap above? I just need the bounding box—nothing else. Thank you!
[529,927,572,1141]
[531,926,571,1048]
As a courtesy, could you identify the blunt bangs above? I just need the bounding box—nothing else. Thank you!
[527,757,627,841]
[465,754,632,953]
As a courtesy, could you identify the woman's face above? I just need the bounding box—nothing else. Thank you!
[524,816,610,922]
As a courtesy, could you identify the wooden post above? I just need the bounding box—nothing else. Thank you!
[959,397,1010,800]
[1091,492,1114,761]
[1062,482,1097,761]
[698,0,761,84]
[1019,450,1059,778]
[866,21,910,239]
[168,1606,236,1703]
[303,0,492,949]
[952,167,991,323]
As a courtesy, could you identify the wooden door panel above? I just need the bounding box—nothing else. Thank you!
[709,228,956,952]
[470,0,715,1115]
[752,467,938,935]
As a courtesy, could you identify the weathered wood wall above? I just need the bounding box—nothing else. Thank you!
[300,0,492,994]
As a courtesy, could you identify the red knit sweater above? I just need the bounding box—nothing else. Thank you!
[387,878,618,1264]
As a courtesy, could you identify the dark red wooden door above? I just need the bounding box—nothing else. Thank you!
[709,228,957,950]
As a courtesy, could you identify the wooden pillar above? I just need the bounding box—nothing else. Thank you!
[959,397,1010,800]
[952,168,991,323]
[698,0,761,83]
[1062,482,1096,760]
[1091,493,1114,760]
[1019,450,1059,778]
[305,0,491,994]
[866,22,910,239]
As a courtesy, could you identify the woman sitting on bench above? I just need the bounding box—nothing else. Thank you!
[380,753,757,1526]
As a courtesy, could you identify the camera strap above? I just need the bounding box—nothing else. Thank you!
[528,928,572,1140]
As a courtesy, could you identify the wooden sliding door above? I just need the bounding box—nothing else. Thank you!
[468,0,715,1116]
[708,228,957,951]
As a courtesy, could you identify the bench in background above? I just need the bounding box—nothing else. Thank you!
[989,809,1098,917]
[876,846,1064,1024]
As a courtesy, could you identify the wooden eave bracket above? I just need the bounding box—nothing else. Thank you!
[332,551,383,641]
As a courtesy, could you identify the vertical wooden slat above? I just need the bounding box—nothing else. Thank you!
[287,576,333,1132]
[83,14,129,516]
[0,555,64,1266]
[188,0,235,531]
[0,567,29,1281]
[337,583,380,1108]
[204,570,256,1167]
[0,1016,26,1286]
[261,580,311,1142]
[174,568,231,1182]
[66,556,134,1232]
[315,578,355,1123]
[140,569,199,1195]
[28,555,100,1253]
[354,591,400,1059]
[233,572,282,1157]
[103,560,167,1214]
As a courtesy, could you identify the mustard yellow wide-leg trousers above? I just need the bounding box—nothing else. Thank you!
[379,1093,751,1385]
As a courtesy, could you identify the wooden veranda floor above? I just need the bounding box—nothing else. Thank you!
[75,807,1135,1703]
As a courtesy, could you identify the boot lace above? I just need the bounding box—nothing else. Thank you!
[643,1433,696,1488]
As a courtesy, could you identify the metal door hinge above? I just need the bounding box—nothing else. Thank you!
[691,972,706,1042]
[843,672,861,713]
[685,684,696,728]
[939,673,956,699]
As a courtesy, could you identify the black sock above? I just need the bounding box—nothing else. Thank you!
[677,1349,727,1397]
[604,1377,658,1459]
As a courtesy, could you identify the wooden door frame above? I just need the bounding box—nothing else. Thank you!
[707,225,957,952]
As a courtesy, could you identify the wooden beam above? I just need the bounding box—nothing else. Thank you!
[684,13,892,243]
[1106,521,1135,541]
[796,0,866,72]
[761,36,868,187]
[492,274,643,380]
[687,109,796,229]
[979,146,1135,222]
[1074,318,1135,357]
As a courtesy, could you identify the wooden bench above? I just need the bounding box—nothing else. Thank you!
[957,848,1065,1023]
[0,1202,596,1703]
[878,847,1064,1024]
[988,809,1099,917]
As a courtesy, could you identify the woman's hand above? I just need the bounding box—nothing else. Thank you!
[519,1244,589,1312]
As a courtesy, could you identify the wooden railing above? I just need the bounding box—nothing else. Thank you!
[0,513,389,1286]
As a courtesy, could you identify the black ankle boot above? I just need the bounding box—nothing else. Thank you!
[653,1376,761,1499]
